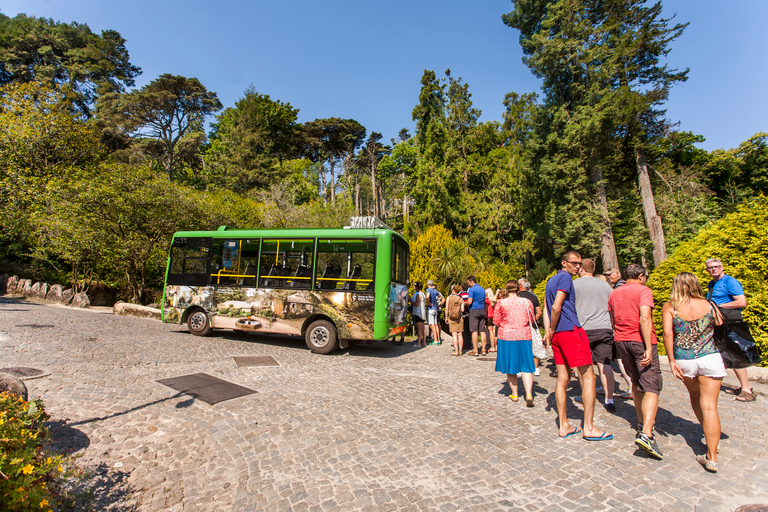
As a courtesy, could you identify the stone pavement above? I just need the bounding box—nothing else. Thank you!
[1,296,767,512]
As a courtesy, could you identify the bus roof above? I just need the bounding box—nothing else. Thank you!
[171,226,407,243]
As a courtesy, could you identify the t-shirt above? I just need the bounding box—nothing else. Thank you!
[707,274,744,306]
[426,287,440,311]
[518,290,540,310]
[545,270,580,332]
[411,290,426,320]
[607,283,658,344]
[573,276,613,331]
[468,283,486,311]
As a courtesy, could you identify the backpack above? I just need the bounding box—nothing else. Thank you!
[448,296,462,321]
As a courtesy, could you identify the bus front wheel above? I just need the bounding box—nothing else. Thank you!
[188,309,213,336]
[305,320,338,354]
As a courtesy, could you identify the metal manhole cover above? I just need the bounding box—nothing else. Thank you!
[156,373,257,405]
[233,356,279,367]
[736,506,768,512]
[15,324,54,328]
[475,357,496,362]
[0,367,47,379]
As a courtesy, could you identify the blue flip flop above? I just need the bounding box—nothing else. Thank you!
[559,427,582,439]
[583,430,613,441]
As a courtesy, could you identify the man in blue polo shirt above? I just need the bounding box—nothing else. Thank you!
[544,250,611,441]
[706,258,755,402]
[466,276,487,355]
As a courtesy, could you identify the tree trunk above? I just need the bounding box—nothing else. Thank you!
[319,168,326,205]
[636,147,667,267]
[329,158,335,204]
[590,165,619,272]
[355,177,360,215]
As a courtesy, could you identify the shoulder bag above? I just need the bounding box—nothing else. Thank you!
[709,301,761,368]
[527,304,548,361]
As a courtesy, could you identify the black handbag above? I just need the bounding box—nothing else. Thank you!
[710,302,762,368]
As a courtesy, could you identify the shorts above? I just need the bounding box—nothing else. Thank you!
[427,309,439,325]
[585,329,614,365]
[616,342,663,395]
[469,309,487,333]
[551,327,593,368]
[412,315,424,325]
[676,353,727,379]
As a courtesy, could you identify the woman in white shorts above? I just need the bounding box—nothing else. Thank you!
[662,272,725,473]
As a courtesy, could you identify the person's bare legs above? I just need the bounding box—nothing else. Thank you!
[684,376,722,462]
[430,322,441,345]
[597,363,615,401]
[507,373,519,398]
[416,322,426,346]
[489,326,497,351]
[555,364,576,436]
[633,387,659,438]
[471,331,479,354]
[479,332,487,354]
[733,367,753,396]
[577,365,606,437]
[617,358,633,394]
[452,332,461,354]
[521,372,534,398]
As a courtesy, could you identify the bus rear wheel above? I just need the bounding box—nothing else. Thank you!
[187,309,213,336]
[305,320,338,354]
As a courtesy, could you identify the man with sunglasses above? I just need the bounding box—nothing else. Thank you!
[544,250,612,441]
[705,258,755,402]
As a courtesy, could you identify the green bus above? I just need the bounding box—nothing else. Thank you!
[161,217,410,353]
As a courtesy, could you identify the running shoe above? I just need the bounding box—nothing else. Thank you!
[635,432,663,460]
[534,368,541,376]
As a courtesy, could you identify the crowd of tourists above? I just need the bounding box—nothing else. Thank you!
[409,253,759,474]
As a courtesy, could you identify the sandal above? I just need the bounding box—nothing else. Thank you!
[467,351,479,356]
[525,395,534,407]
[509,395,519,402]
[696,454,718,473]
[735,390,757,402]
[481,351,487,356]
[725,387,742,395]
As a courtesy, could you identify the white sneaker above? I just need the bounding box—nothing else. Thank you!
[534,368,541,376]
[517,372,522,377]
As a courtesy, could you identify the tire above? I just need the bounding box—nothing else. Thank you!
[305,319,338,354]
[187,309,213,336]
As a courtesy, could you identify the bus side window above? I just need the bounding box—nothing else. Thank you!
[316,239,375,292]
[259,239,314,289]
[166,237,212,286]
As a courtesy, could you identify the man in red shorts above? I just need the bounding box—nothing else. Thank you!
[543,250,612,441]
[608,264,663,460]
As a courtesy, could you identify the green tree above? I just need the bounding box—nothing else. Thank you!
[503,0,689,269]
[0,82,102,264]
[0,13,141,116]
[206,86,301,193]
[96,74,222,181]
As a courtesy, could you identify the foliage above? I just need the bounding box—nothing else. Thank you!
[0,82,102,265]
[0,393,63,511]
[207,87,301,193]
[409,225,463,292]
[0,13,141,116]
[532,269,558,310]
[647,197,768,366]
[39,164,256,303]
[96,74,222,181]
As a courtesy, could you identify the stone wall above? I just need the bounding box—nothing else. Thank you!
[1,274,90,308]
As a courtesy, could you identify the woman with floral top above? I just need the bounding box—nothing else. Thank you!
[662,272,725,473]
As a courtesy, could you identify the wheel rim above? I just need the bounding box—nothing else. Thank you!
[189,311,207,331]
[309,325,330,348]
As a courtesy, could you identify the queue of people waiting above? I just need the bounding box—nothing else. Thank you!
[408,253,759,474]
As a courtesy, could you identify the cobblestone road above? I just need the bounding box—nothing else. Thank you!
[1,296,767,511]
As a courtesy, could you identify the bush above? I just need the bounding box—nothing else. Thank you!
[0,393,64,511]
[647,196,768,366]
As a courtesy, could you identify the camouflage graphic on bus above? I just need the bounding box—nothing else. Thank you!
[165,285,375,340]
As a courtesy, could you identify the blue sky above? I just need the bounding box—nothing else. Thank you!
[2,0,766,151]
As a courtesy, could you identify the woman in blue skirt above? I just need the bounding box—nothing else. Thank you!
[493,280,536,406]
